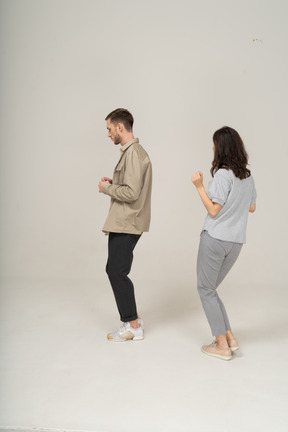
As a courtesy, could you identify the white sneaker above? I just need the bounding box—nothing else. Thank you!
[138,317,144,329]
[107,322,144,342]
[120,317,144,329]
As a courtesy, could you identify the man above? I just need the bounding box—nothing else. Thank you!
[98,108,152,342]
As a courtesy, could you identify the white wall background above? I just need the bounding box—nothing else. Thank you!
[1,1,288,431]
[0,0,287,289]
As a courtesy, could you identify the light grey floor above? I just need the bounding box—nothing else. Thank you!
[0,279,287,432]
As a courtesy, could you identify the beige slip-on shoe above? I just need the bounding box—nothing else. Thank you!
[201,340,232,360]
[228,337,239,352]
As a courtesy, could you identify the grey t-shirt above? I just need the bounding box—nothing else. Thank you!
[203,169,257,244]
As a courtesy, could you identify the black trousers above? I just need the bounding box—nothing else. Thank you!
[106,232,141,322]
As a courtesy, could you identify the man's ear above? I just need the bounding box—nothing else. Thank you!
[117,122,124,133]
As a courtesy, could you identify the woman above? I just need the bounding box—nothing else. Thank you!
[192,126,257,361]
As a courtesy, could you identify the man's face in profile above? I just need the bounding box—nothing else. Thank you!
[106,119,121,145]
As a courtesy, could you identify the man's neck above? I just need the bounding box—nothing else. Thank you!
[120,133,135,146]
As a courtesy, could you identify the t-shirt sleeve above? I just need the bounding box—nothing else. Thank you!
[207,171,232,206]
[250,179,257,205]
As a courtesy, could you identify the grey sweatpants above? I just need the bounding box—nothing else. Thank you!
[197,231,243,336]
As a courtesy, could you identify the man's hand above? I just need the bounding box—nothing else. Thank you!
[98,180,110,193]
[98,176,112,193]
[101,177,112,183]
[191,171,203,188]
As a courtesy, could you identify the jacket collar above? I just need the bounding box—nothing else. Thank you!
[120,138,139,152]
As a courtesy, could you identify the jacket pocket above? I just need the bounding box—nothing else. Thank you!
[114,159,125,184]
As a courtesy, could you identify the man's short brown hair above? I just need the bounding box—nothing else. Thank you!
[105,108,134,132]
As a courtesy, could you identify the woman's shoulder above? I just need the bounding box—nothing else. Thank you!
[214,168,234,181]
[214,169,255,190]
[246,173,256,188]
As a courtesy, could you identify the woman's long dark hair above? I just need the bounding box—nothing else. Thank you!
[211,126,251,179]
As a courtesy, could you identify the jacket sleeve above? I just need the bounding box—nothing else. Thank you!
[102,149,142,203]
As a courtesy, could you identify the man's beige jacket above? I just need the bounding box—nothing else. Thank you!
[102,138,152,234]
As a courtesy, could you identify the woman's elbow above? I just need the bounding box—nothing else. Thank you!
[209,204,222,218]
[249,204,256,213]
[209,209,220,218]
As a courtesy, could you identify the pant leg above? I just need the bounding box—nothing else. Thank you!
[197,231,242,336]
[215,241,242,331]
[106,232,141,322]
[215,242,242,288]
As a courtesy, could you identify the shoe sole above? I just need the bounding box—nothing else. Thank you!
[201,347,232,361]
[230,346,239,352]
[107,338,144,342]
[107,335,144,342]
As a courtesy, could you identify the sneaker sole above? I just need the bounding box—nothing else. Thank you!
[132,335,144,341]
[107,335,144,342]
[230,346,239,352]
[201,347,232,361]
